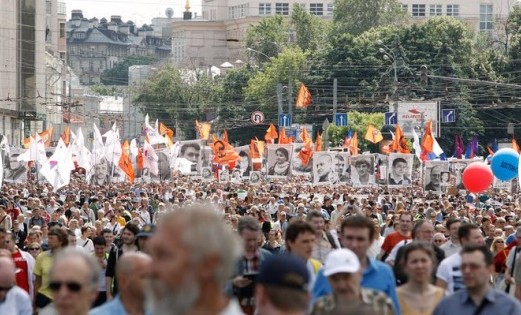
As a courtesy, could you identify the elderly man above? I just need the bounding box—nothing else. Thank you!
[48,248,100,315]
[148,205,243,315]
[311,249,394,315]
[91,252,152,315]
[0,256,32,315]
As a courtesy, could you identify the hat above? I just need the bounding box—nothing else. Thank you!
[137,224,156,238]
[258,254,309,292]
[323,249,360,277]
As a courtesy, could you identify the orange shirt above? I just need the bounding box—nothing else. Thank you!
[381,231,412,254]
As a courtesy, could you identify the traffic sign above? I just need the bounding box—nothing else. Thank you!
[441,109,456,123]
[335,113,348,126]
[250,111,265,124]
[278,113,292,127]
[385,112,397,125]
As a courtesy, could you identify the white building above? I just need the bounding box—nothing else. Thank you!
[400,0,516,33]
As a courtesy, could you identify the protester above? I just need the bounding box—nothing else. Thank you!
[48,248,100,315]
[396,242,444,315]
[90,252,151,315]
[0,256,32,315]
[4,231,34,295]
[433,245,521,314]
[255,254,310,315]
[148,205,243,315]
[311,248,394,315]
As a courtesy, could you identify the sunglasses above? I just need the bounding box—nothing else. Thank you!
[49,281,83,293]
[28,247,41,251]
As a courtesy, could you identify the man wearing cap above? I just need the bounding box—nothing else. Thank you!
[311,249,394,315]
[255,254,310,315]
[136,224,155,254]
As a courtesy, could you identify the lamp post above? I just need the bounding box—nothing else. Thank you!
[377,39,399,116]
[246,47,271,60]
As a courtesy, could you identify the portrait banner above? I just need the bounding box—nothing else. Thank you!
[387,153,414,188]
[234,145,252,177]
[266,144,293,179]
[4,149,28,183]
[423,161,450,193]
[177,140,203,176]
[350,155,375,187]
[249,171,262,184]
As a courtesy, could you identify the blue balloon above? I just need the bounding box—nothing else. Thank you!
[491,148,519,181]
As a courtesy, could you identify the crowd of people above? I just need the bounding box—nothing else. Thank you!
[1,175,521,314]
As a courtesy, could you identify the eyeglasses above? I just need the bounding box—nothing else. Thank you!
[28,247,40,251]
[0,285,13,292]
[49,281,83,293]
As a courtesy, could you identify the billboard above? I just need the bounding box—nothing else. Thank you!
[391,101,439,137]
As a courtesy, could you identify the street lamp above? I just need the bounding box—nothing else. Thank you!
[378,45,397,83]
[246,47,270,60]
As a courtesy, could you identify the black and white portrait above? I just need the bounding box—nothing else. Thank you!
[234,146,251,177]
[152,150,172,181]
[201,167,213,181]
[4,149,28,183]
[452,160,473,190]
[178,140,202,176]
[333,153,350,184]
[350,155,375,187]
[375,154,388,185]
[424,161,449,192]
[266,145,292,178]
[440,171,451,186]
[312,152,335,186]
[249,171,261,184]
[219,169,230,183]
[89,158,110,186]
[387,153,413,187]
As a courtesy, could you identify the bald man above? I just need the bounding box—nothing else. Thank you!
[0,256,32,315]
[90,252,152,315]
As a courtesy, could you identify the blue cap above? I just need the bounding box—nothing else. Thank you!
[258,254,309,292]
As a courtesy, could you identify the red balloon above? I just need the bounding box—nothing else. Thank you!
[462,162,493,193]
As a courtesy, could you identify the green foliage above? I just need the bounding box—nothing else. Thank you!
[245,15,288,64]
[327,111,384,151]
[290,5,330,52]
[89,84,121,96]
[101,55,158,86]
[333,0,407,36]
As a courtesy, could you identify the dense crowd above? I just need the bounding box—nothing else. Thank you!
[1,177,521,315]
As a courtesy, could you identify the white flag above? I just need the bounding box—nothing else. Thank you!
[143,140,159,175]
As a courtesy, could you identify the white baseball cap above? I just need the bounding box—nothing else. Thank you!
[323,249,360,277]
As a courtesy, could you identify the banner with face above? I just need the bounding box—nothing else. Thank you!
[266,144,293,179]
[350,155,375,187]
[177,140,203,176]
[423,161,450,192]
[4,149,28,183]
[387,153,414,188]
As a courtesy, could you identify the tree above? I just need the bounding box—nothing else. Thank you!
[290,5,330,52]
[101,55,158,85]
[245,15,288,64]
[333,0,407,36]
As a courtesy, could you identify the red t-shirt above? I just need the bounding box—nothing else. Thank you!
[381,231,412,254]
[11,250,30,294]
[6,208,20,221]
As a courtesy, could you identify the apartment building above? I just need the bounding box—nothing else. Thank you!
[400,0,516,33]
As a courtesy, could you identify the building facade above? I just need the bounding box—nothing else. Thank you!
[400,0,516,33]
[66,11,171,86]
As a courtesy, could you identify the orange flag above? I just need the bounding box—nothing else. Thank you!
[265,124,278,144]
[298,141,312,167]
[195,120,211,140]
[223,129,229,144]
[299,127,311,143]
[137,148,144,170]
[250,138,265,159]
[513,136,520,153]
[278,128,294,144]
[60,127,70,146]
[349,132,359,156]
[159,122,174,139]
[23,127,53,148]
[364,124,383,144]
[295,83,312,109]
[315,131,323,152]
[212,139,240,165]
[119,140,135,183]
[392,124,410,154]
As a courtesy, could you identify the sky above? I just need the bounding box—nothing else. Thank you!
[65,0,202,26]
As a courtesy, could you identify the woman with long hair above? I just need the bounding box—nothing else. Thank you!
[491,237,509,289]
[268,147,290,176]
[397,242,444,315]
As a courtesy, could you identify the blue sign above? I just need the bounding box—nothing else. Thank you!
[442,109,456,123]
[335,113,348,126]
[278,113,292,127]
[285,128,298,139]
[385,112,397,125]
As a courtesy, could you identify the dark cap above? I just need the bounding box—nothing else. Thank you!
[136,224,156,238]
[258,254,309,292]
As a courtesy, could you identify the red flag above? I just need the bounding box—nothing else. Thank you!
[295,84,312,109]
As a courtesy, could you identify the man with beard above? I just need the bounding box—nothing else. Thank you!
[105,223,139,301]
[91,252,152,315]
[148,205,243,315]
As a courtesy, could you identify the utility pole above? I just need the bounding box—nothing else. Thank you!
[333,78,337,122]
[288,74,293,118]
[277,83,283,118]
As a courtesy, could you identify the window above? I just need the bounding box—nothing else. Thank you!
[327,3,334,15]
[429,4,442,16]
[446,4,459,16]
[275,3,289,15]
[480,4,493,32]
[412,4,426,17]
[310,3,323,15]
[59,23,65,38]
[259,3,271,15]
[402,4,408,12]
[46,0,52,14]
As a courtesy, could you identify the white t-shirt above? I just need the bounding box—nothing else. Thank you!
[385,239,411,264]
[77,237,94,254]
[436,252,464,294]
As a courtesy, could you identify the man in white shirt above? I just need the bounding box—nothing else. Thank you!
[440,218,461,257]
[436,223,485,294]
